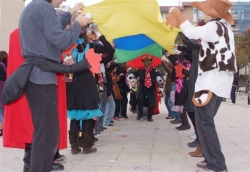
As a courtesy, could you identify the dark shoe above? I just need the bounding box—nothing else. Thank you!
[82,147,97,154]
[110,120,114,124]
[106,123,113,126]
[175,124,183,129]
[54,152,66,163]
[188,139,199,148]
[136,116,142,120]
[101,126,107,130]
[121,115,128,119]
[51,163,64,171]
[170,120,182,124]
[92,137,98,142]
[0,129,2,136]
[147,119,153,122]
[96,128,104,132]
[177,124,191,130]
[23,143,32,172]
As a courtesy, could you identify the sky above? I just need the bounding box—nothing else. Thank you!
[25,0,250,7]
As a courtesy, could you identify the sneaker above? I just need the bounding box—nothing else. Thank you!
[188,139,199,147]
[196,160,207,168]
[229,103,235,105]
[189,133,197,139]
[54,155,66,164]
[113,117,119,121]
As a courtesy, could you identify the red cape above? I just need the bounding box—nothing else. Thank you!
[3,29,67,149]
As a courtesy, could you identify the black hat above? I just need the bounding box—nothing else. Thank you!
[109,62,118,71]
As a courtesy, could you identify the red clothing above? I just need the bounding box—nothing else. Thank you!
[153,82,161,115]
[3,29,67,149]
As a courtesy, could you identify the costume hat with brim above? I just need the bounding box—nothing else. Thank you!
[190,0,234,25]
[141,56,153,62]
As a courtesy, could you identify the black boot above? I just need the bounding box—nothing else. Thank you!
[147,107,153,122]
[23,143,32,172]
[69,130,81,155]
[82,132,97,154]
[176,113,191,130]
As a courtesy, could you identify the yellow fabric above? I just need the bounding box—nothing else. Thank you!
[84,0,180,54]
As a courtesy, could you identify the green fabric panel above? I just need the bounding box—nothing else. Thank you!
[115,44,163,63]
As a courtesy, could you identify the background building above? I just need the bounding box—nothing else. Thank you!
[0,0,24,51]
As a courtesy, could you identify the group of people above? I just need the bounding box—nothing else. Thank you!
[0,0,238,172]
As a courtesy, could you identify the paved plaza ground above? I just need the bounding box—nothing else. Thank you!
[0,96,249,172]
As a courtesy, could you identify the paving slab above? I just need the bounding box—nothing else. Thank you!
[0,96,249,172]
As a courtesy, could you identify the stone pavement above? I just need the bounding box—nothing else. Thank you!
[0,96,249,172]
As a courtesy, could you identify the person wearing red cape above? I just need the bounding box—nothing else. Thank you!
[3,28,68,171]
[132,56,163,121]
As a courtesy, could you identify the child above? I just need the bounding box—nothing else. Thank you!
[129,81,138,113]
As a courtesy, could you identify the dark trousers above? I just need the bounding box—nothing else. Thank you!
[230,85,237,103]
[137,90,153,120]
[25,82,59,172]
[194,93,227,171]
[70,119,94,133]
[114,91,128,117]
[129,93,137,112]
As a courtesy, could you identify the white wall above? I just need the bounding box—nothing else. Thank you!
[0,0,24,52]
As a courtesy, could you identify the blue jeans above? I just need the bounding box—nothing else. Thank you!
[97,86,107,129]
[164,94,175,118]
[103,95,116,126]
[169,84,181,121]
[142,107,147,117]
[0,107,4,123]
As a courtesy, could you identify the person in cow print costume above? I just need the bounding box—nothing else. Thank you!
[166,0,237,171]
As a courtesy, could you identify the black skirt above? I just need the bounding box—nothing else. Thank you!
[66,70,99,110]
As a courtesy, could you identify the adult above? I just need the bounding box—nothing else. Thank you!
[230,72,239,104]
[0,50,7,137]
[18,0,90,171]
[66,31,114,154]
[133,56,162,122]
[167,0,237,171]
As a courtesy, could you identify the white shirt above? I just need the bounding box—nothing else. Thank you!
[180,20,234,98]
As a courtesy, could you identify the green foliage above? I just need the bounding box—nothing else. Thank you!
[235,28,250,69]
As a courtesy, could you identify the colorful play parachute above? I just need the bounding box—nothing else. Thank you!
[84,0,180,62]
[113,34,162,66]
